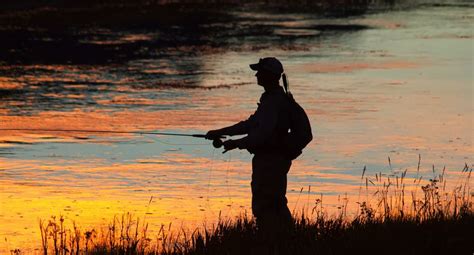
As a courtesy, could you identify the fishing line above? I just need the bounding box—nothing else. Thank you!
[0,128,211,146]
[145,134,209,146]
[141,133,224,220]
[205,148,217,218]
[144,133,221,219]
[224,151,234,215]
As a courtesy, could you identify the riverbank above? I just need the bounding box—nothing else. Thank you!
[31,167,473,255]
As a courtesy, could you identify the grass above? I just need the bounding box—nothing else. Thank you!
[23,161,474,254]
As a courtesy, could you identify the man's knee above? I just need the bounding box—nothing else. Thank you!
[252,187,290,215]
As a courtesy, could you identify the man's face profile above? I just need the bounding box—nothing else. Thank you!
[255,69,279,87]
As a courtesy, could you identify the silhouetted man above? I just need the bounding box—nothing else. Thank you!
[206,57,292,248]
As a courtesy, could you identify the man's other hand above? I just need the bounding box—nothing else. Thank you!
[222,140,238,153]
[205,129,223,140]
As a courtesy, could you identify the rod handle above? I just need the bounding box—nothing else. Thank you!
[192,134,226,139]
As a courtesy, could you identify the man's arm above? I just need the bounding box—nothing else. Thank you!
[206,114,256,139]
[219,114,256,136]
[234,98,279,150]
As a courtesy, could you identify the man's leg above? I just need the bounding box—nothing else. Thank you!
[251,154,292,250]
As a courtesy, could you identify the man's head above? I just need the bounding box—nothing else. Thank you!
[250,57,283,87]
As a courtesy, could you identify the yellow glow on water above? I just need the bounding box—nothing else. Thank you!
[1,150,471,253]
[1,184,240,252]
[1,157,247,251]
[0,105,250,133]
[0,151,371,252]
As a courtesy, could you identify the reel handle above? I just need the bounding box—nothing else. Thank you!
[212,138,223,148]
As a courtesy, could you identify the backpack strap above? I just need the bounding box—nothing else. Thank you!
[282,73,290,95]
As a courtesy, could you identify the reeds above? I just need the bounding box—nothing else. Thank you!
[33,161,473,255]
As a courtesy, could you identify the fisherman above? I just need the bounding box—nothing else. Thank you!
[206,57,295,250]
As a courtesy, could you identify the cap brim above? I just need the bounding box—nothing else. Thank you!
[249,63,260,71]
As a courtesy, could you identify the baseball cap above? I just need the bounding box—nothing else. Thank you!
[249,57,284,76]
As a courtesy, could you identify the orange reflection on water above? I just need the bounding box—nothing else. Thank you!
[96,95,164,106]
[41,93,86,99]
[0,77,24,90]
[1,93,251,134]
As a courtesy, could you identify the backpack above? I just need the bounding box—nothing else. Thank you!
[282,74,313,160]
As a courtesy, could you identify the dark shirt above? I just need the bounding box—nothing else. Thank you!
[221,86,291,154]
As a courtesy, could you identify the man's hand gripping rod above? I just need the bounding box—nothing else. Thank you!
[190,134,224,148]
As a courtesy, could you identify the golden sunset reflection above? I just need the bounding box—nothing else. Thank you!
[1,148,471,251]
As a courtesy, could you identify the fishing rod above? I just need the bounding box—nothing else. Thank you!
[0,128,225,148]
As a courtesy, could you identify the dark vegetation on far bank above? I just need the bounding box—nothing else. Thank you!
[0,0,391,66]
[1,0,463,66]
[0,0,470,66]
[0,0,409,21]
[30,162,473,255]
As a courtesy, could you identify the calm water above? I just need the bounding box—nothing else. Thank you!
[0,3,473,252]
